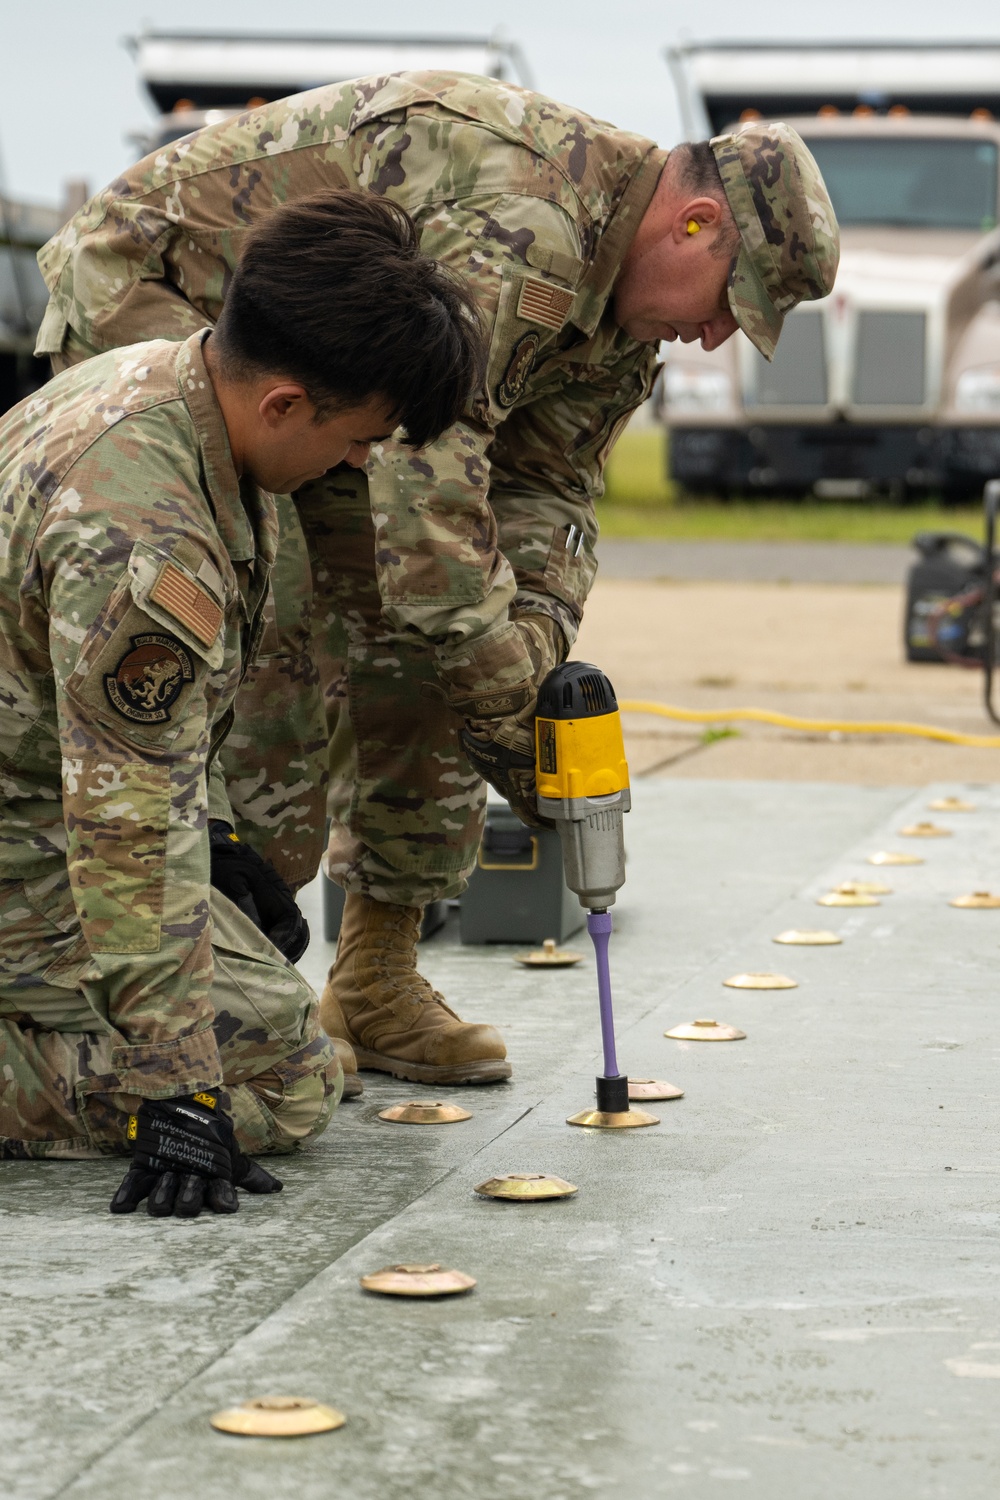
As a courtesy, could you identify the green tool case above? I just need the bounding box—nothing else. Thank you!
[459,798,584,945]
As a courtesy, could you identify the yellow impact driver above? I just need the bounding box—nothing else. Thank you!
[535,662,635,1116]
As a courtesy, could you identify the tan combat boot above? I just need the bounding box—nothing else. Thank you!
[319,893,511,1085]
[327,1029,364,1101]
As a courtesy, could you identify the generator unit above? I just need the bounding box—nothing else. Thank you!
[903,479,1000,724]
[904,531,989,663]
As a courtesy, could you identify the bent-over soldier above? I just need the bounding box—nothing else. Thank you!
[2,193,482,1215]
[36,72,840,1094]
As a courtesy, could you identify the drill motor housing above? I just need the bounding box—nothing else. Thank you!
[535,662,630,911]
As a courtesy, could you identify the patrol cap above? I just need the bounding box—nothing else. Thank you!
[711,121,840,361]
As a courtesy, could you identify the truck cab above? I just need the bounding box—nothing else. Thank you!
[662,43,1000,499]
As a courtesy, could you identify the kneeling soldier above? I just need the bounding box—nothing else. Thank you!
[0,193,483,1215]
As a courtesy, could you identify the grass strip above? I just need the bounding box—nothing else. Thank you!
[599,428,983,544]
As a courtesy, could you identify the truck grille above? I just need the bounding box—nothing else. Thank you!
[746,309,827,407]
[852,311,926,406]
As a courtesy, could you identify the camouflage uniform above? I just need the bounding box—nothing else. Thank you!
[0,333,341,1159]
[36,72,670,903]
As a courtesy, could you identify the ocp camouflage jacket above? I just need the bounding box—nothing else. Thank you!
[0,333,274,1094]
[36,71,667,701]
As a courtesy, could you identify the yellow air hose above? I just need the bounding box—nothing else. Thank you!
[618,700,1000,750]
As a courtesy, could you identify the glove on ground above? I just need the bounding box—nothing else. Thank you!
[109,1091,283,1218]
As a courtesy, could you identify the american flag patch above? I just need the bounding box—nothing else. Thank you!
[151,563,224,648]
[516,277,575,331]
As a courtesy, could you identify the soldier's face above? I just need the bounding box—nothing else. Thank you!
[246,389,398,492]
[614,193,740,351]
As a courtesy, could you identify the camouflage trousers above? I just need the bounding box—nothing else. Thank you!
[226,472,486,905]
[0,875,342,1160]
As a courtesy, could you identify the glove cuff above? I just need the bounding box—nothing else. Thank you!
[434,620,535,719]
[209,823,241,850]
[510,611,567,682]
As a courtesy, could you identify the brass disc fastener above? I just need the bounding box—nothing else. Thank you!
[817,889,879,908]
[773,930,842,946]
[515,938,583,967]
[378,1101,472,1125]
[665,1018,746,1042]
[360,1263,476,1297]
[566,1106,660,1128]
[474,1173,578,1201]
[724,972,797,990]
[628,1079,685,1100]
[210,1396,346,1438]
[949,891,1000,909]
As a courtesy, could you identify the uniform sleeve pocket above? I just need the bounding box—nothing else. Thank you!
[498,517,598,621]
[63,541,226,753]
[127,539,227,670]
[542,524,598,618]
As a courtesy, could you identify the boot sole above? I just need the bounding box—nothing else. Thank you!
[341,1074,364,1100]
[353,1049,512,1085]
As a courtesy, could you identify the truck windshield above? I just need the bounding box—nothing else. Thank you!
[804,137,998,230]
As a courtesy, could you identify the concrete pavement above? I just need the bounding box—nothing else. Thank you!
[575,579,1000,784]
[595,539,914,585]
[5,779,1000,1498]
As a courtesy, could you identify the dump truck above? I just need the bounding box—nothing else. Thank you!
[128,29,532,156]
[660,42,1000,499]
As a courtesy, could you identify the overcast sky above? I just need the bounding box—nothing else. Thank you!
[4,0,1000,206]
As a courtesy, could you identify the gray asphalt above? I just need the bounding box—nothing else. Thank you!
[5,779,1000,1497]
[595,538,915,584]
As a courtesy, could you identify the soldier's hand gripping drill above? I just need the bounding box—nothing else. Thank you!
[109,1089,283,1218]
[460,613,566,827]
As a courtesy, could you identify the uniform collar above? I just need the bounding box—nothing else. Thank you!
[174,331,277,567]
[572,146,670,338]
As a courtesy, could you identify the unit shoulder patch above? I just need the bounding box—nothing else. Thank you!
[103,633,194,725]
[151,561,224,647]
[516,276,575,331]
[497,334,540,409]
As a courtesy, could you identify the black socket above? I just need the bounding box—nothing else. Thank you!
[596,1074,630,1113]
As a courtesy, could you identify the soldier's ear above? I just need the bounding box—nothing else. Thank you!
[257,383,311,428]
[672,196,724,243]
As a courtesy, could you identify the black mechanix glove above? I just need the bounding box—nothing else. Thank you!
[209,825,309,963]
[461,709,553,830]
[109,1089,283,1218]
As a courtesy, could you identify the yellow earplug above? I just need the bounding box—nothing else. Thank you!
[686,219,701,235]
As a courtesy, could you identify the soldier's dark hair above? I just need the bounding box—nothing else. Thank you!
[211,192,486,448]
[676,142,742,260]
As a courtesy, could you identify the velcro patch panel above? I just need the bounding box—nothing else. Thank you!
[516,277,575,331]
[151,562,224,648]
